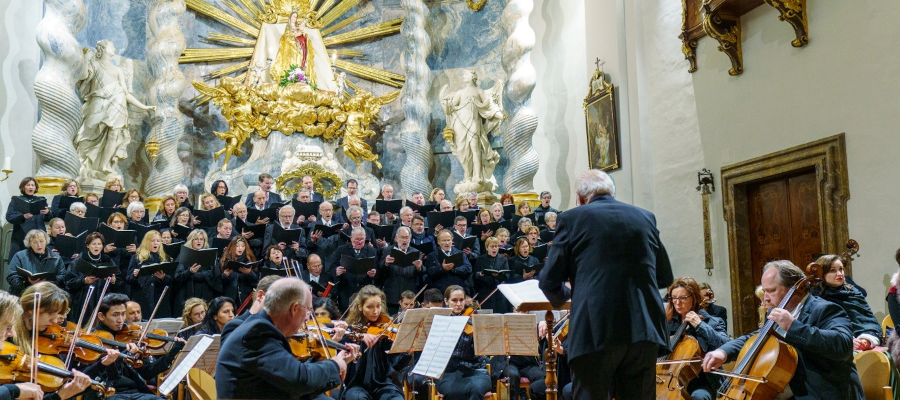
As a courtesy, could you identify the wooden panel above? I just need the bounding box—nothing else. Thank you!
[787,172,822,267]
[747,179,792,286]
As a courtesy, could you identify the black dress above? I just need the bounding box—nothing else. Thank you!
[127,252,175,318]
[4,194,47,260]
[65,252,125,321]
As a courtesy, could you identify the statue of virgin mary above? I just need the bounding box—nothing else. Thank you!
[247,9,338,92]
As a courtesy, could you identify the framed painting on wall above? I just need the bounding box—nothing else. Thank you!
[583,68,620,172]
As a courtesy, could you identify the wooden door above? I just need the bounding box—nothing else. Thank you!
[747,169,821,284]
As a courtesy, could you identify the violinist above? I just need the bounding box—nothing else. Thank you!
[421,285,490,400]
[702,260,865,399]
[196,297,235,335]
[661,278,728,400]
[176,298,206,340]
[124,302,142,324]
[380,227,424,315]
[395,291,416,317]
[489,308,545,400]
[809,255,881,351]
[216,278,359,400]
[10,284,97,399]
[126,231,173,318]
[0,291,46,400]
[342,285,404,400]
[90,293,185,400]
[65,232,124,322]
[421,289,444,308]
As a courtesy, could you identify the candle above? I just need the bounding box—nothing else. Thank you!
[2,157,10,171]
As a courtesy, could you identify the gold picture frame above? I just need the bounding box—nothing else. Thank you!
[583,68,620,172]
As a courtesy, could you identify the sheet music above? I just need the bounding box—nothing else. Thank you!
[169,334,221,379]
[389,308,452,354]
[159,335,213,396]
[153,319,185,336]
[411,316,469,379]
[497,280,571,311]
[472,314,539,356]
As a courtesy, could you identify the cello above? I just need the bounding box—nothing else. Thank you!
[655,295,715,400]
[710,262,822,400]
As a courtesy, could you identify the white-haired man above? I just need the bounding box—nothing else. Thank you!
[216,277,359,399]
[539,169,673,400]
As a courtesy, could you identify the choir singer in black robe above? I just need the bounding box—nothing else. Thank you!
[216,277,359,400]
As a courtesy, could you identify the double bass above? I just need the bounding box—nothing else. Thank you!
[711,262,822,400]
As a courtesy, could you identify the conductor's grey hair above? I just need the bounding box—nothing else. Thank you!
[264,277,308,316]
[575,169,616,200]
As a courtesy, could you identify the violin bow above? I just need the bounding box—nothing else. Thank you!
[138,286,169,347]
[84,278,112,335]
[30,292,41,385]
[65,285,96,369]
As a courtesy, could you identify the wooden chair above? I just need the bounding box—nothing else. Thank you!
[429,364,497,400]
[853,350,892,400]
[882,315,894,341]
[186,368,217,400]
[497,377,532,400]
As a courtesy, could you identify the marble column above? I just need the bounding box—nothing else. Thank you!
[31,0,86,193]
[398,0,433,197]
[144,0,187,208]
[501,0,539,198]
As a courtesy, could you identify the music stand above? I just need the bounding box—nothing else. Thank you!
[389,308,453,399]
[472,313,539,400]
[498,280,571,400]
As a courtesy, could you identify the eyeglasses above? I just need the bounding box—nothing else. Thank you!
[670,295,691,303]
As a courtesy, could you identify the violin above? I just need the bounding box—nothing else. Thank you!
[115,323,177,350]
[712,263,822,400]
[349,314,399,342]
[0,341,115,396]
[461,306,477,336]
[655,296,715,400]
[35,324,143,368]
[551,312,569,343]
[288,332,357,362]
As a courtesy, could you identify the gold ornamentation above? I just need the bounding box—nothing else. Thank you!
[466,0,487,12]
[763,0,808,47]
[702,1,743,76]
[275,163,343,198]
[146,137,160,159]
[34,177,67,194]
[682,36,698,73]
[193,76,399,171]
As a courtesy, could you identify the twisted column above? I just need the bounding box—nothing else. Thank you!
[398,0,433,196]
[144,0,187,200]
[500,0,538,194]
[32,0,86,188]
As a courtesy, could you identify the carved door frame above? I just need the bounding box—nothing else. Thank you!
[721,133,850,335]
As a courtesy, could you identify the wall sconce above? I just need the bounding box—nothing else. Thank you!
[0,157,11,182]
[696,168,714,275]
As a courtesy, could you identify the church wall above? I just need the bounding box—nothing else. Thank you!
[0,0,42,217]
[634,0,900,332]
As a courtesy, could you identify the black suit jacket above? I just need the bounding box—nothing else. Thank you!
[310,192,325,203]
[718,295,864,399]
[300,270,335,298]
[216,310,342,399]
[328,244,379,308]
[244,191,284,208]
[705,303,728,330]
[539,194,673,361]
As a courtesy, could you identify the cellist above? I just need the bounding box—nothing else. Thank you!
[659,278,728,400]
[702,260,864,399]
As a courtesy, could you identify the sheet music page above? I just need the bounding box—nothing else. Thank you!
[153,319,185,336]
[170,334,220,378]
[389,308,452,354]
[472,314,506,356]
[411,315,469,379]
[160,335,214,396]
[498,280,571,311]
[504,314,539,356]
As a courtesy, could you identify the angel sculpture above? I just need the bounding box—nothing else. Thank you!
[74,40,155,183]
[249,59,273,88]
[440,69,505,194]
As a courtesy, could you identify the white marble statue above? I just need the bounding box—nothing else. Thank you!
[74,40,155,183]
[440,69,505,195]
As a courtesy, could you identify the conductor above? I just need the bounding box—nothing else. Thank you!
[216,277,360,399]
[539,169,673,400]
